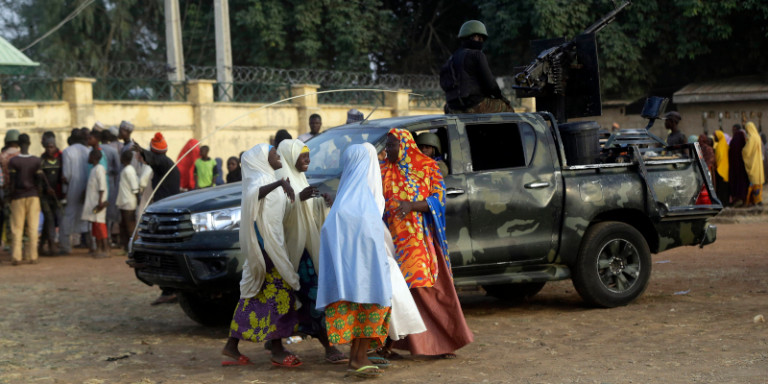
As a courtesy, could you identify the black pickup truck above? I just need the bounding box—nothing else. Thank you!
[128,111,721,326]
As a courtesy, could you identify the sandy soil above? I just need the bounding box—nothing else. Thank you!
[1,222,767,384]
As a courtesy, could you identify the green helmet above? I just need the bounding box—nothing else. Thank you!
[458,20,488,39]
[415,132,442,154]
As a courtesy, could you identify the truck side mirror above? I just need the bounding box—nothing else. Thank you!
[641,97,669,120]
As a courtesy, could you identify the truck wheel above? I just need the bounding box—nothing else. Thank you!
[178,292,238,327]
[572,221,651,308]
[483,282,546,302]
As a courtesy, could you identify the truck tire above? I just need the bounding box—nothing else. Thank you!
[572,221,651,308]
[483,282,546,302]
[178,292,238,327]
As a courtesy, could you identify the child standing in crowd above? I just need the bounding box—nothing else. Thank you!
[82,149,109,258]
[39,133,63,256]
[225,156,242,183]
[116,150,140,253]
[194,145,217,189]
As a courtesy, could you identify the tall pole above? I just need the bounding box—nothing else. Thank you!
[214,0,233,101]
[165,0,185,84]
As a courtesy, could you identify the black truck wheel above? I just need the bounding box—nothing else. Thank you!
[483,282,546,302]
[178,292,239,327]
[572,221,651,308]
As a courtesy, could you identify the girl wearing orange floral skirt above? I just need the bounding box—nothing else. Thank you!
[316,143,395,378]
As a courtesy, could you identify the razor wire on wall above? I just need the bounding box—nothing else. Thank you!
[1,60,517,107]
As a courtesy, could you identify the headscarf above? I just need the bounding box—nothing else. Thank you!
[381,128,449,288]
[239,144,299,299]
[276,139,325,274]
[698,134,715,172]
[176,139,200,190]
[365,144,385,214]
[316,144,392,309]
[214,157,224,185]
[728,129,749,202]
[743,122,765,186]
[226,156,242,183]
[714,130,729,182]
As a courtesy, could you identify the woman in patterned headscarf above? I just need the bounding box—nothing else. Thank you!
[220,144,302,368]
[743,122,764,206]
[379,128,473,359]
[713,130,730,206]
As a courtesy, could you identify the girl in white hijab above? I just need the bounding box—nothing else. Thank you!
[276,139,348,364]
[220,144,303,368]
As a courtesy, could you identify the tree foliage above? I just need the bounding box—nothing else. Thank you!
[478,0,768,98]
[2,0,768,98]
[3,0,164,71]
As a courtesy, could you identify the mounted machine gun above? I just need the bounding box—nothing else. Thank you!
[514,0,631,123]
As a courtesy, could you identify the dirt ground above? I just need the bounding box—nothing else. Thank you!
[1,221,767,384]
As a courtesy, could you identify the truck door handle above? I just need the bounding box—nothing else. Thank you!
[446,188,465,196]
[524,182,550,189]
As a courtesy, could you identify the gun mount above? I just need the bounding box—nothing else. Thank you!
[514,1,631,123]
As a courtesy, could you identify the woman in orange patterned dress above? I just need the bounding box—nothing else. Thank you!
[380,128,473,358]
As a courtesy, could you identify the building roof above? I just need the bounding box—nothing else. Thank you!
[0,36,39,75]
[673,75,768,104]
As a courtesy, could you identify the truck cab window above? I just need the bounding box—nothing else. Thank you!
[413,127,451,174]
[466,122,535,171]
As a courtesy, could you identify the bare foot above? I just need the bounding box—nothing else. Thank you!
[221,337,241,359]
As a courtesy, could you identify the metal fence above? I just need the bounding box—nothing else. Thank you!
[1,77,63,101]
[213,81,291,103]
[1,60,518,106]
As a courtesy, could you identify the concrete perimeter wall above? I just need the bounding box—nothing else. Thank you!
[0,78,444,160]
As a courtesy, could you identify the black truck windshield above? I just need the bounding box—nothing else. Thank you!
[305,127,386,178]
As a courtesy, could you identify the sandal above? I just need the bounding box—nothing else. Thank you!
[270,354,302,368]
[346,365,382,378]
[368,356,391,368]
[440,353,457,359]
[325,350,349,364]
[375,347,404,360]
[221,355,254,366]
[264,340,293,355]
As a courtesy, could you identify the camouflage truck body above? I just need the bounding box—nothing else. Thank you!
[129,112,721,325]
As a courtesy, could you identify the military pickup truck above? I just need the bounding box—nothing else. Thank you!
[128,111,721,326]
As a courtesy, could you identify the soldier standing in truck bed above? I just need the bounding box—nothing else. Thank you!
[442,20,514,114]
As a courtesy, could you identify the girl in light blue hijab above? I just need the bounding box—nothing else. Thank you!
[316,143,393,378]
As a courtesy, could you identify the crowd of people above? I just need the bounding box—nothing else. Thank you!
[220,127,472,378]
[0,120,244,266]
[665,112,767,207]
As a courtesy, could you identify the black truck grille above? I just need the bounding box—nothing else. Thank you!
[138,212,194,243]
[133,251,184,279]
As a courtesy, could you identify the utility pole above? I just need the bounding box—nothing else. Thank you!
[214,0,233,101]
[164,0,185,88]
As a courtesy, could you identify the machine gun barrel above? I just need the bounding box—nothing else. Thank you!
[583,0,631,35]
